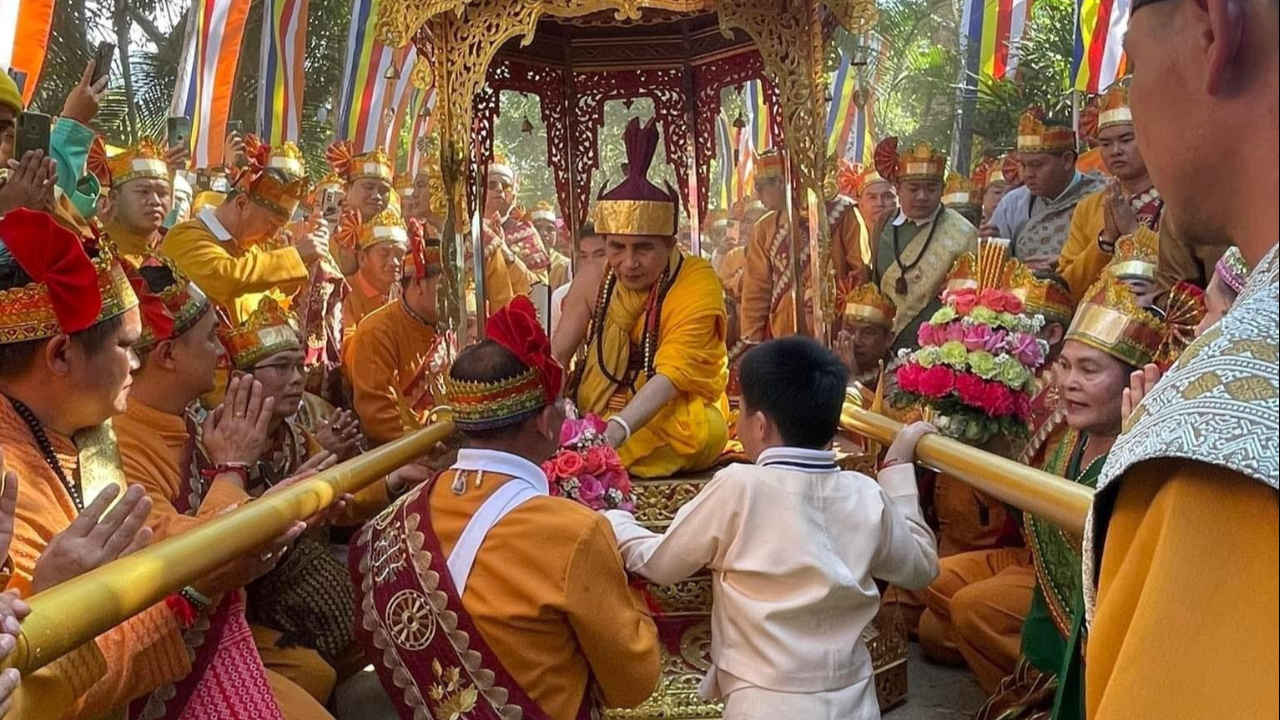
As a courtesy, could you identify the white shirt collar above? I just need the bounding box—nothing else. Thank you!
[198,207,233,242]
[452,448,549,494]
[892,204,940,228]
[756,446,840,473]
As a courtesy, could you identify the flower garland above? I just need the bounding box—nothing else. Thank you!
[893,287,1049,444]
[541,410,635,512]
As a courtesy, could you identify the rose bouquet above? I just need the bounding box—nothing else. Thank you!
[893,287,1048,444]
[542,413,635,512]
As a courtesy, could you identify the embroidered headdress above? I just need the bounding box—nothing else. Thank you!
[403,221,442,280]
[838,278,896,330]
[445,296,564,432]
[755,150,785,183]
[1104,229,1158,283]
[874,137,947,184]
[1,209,138,345]
[593,118,680,237]
[335,207,410,252]
[217,295,302,370]
[1215,246,1251,294]
[1067,274,1201,370]
[1017,108,1077,155]
[325,140,394,186]
[970,156,1007,193]
[1096,84,1133,132]
[530,201,558,224]
[232,135,310,218]
[133,255,211,354]
[943,172,980,212]
[106,137,170,189]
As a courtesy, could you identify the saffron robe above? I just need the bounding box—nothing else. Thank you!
[351,464,662,720]
[0,402,191,718]
[162,209,309,323]
[574,249,730,478]
[349,299,456,446]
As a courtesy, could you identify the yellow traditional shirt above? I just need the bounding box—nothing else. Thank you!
[341,270,391,341]
[103,220,162,259]
[349,299,450,445]
[1060,191,1162,304]
[162,208,308,323]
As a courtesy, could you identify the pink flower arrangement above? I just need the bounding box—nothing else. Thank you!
[893,285,1048,445]
[542,413,634,512]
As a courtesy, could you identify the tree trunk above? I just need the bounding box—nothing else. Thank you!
[114,0,140,143]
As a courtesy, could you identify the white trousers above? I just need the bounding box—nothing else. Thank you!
[721,675,879,720]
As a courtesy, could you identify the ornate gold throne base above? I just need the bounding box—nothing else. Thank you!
[608,459,909,719]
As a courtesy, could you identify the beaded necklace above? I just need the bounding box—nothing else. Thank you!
[891,212,942,296]
[586,254,683,391]
[5,396,84,510]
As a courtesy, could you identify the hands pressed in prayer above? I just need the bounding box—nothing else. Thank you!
[59,60,109,126]
[1122,363,1162,431]
[883,421,937,469]
[316,408,363,461]
[29,484,153,595]
[200,374,275,476]
[0,150,57,215]
[1107,180,1140,237]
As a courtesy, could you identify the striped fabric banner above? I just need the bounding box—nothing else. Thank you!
[381,45,419,158]
[826,51,856,157]
[336,0,401,153]
[171,0,252,168]
[257,0,309,145]
[405,86,438,177]
[715,112,734,208]
[961,0,1035,82]
[745,80,772,153]
[1,0,56,104]
[1073,0,1130,93]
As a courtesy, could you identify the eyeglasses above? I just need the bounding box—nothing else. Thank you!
[487,179,514,192]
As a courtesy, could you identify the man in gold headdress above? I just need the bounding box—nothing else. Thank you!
[163,138,327,323]
[531,201,573,290]
[555,118,729,478]
[836,281,896,391]
[335,206,409,338]
[485,156,549,287]
[1058,85,1165,303]
[349,229,457,446]
[1100,229,1160,306]
[0,210,191,718]
[102,137,176,257]
[972,156,1011,227]
[352,297,661,720]
[325,141,394,224]
[943,171,983,227]
[984,110,1105,268]
[740,150,865,341]
[841,162,898,231]
[870,138,978,355]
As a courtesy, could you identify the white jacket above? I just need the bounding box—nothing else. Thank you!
[607,446,938,694]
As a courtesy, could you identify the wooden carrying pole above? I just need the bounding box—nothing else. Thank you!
[842,402,1093,535]
[1,420,455,676]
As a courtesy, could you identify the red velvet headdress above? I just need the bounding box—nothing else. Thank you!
[593,118,679,236]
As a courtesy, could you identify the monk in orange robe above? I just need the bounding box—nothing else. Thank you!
[333,206,409,341]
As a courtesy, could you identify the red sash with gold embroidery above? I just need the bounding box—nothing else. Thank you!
[504,218,551,272]
[351,482,595,720]
[403,330,459,415]
[766,197,855,323]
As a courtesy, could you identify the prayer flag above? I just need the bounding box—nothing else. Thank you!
[960,0,1035,82]
[0,0,56,105]
[257,0,309,145]
[1073,0,1129,93]
[171,0,253,168]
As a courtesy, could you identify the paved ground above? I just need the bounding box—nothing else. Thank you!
[334,642,987,719]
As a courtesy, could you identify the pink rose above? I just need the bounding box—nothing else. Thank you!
[943,322,966,343]
[559,418,584,446]
[962,324,995,352]
[584,446,611,475]
[951,289,979,315]
[985,329,1008,353]
[541,459,562,481]
[1011,333,1044,368]
[918,365,956,398]
[918,323,943,347]
[583,414,608,435]
[609,471,633,497]
[578,475,606,508]
[555,452,586,480]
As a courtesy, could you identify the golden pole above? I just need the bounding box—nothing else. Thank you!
[1,420,455,676]
[842,401,1092,534]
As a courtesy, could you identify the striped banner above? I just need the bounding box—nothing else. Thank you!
[745,80,772,153]
[381,45,419,159]
[827,51,856,157]
[1,0,56,104]
[171,0,252,168]
[961,0,1035,82]
[715,112,734,208]
[336,0,401,153]
[257,0,309,145]
[405,86,438,177]
[1073,0,1130,93]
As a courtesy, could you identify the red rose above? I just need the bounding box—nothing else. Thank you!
[951,289,979,315]
[955,373,987,408]
[1003,293,1024,315]
[918,365,956,398]
[584,446,611,475]
[541,459,561,481]
[555,452,586,479]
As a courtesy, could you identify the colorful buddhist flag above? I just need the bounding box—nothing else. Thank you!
[405,86,438,177]
[336,0,401,153]
[171,0,253,168]
[1,0,56,104]
[715,112,734,208]
[1073,0,1130,93]
[382,45,419,157]
[745,80,772,153]
[961,0,1035,82]
[257,0,309,145]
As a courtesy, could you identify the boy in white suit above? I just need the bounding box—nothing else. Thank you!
[607,337,939,719]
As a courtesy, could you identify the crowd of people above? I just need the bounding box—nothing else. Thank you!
[1,0,1277,717]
